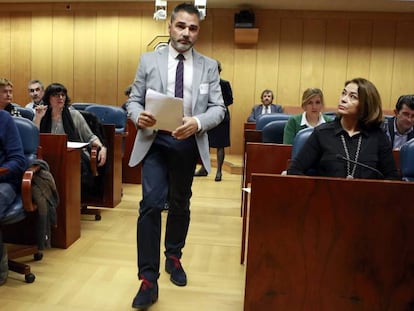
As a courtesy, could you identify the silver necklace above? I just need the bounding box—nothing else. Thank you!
[53,119,61,134]
[340,134,362,179]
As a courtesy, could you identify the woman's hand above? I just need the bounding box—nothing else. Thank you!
[33,104,48,128]
[34,104,47,119]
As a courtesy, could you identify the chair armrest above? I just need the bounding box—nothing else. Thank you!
[0,167,9,175]
[90,146,98,177]
[21,164,41,212]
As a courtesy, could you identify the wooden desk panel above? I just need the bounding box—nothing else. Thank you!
[240,127,263,216]
[240,142,292,264]
[40,134,81,249]
[82,124,122,208]
[245,174,414,311]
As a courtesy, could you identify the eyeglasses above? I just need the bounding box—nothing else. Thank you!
[29,87,41,93]
[51,92,66,98]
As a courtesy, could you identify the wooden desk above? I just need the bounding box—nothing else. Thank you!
[39,134,81,249]
[82,124,122,208]
[393,149,400,177]
[245,174,414,311]
[240,142,292,264]
[240,125,262,215]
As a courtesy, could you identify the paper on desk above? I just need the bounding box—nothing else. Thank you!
[145,89,183,132]
[67,141,89,149]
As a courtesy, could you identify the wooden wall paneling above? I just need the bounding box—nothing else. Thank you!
[300,19,326,97]
[31,13,53,89]
[255,11,280,104]
[10,12,31,106]
[96,11,119,104]
[2,5,414,156]
[118,10,142,106]
[391,21,414,101]
[322,19,349,109]
[277,18,303,108]
[140,11,167,53]
[196,10,214,57]
[52,12,74,92]
[346,20,373,79]
[0,13,11,83]
[210,10,236,153]
[73,12,96,103]
[233,48,257,155]
[369,20,397,110]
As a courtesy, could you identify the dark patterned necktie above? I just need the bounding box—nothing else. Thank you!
[175,54,185,98]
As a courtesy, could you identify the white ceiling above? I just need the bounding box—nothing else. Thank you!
[1,0,414,12]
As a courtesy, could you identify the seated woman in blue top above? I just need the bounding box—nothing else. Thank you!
[283,88,332,144]
[287,77,399,180]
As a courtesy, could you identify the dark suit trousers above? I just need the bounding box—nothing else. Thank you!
[137,132,198,281]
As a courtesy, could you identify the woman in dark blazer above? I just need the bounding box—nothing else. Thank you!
[195,61,233,181]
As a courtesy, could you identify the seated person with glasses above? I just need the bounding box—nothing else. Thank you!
[383,95,414,150]
[33,83,107,198]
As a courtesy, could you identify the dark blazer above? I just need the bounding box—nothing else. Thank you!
[383,116,414,149]
[220,79,233,107]
[247,103,283,122]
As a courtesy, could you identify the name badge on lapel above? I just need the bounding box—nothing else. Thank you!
[199,83,209,95]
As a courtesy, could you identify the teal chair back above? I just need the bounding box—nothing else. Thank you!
[85,104,127,134]
[256,113,290,130]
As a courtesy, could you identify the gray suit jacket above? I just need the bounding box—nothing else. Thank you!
[127,47,225,172]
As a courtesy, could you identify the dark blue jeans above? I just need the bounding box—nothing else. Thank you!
[137,133,198,282]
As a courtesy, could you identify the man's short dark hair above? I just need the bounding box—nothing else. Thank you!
[171,2,200,22]
[396,95,414,111]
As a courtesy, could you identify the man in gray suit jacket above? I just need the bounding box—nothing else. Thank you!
[127,3,225,309]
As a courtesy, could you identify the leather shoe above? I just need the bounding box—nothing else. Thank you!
[132,277,158,309]
[0,245,8,286]
[165,256,187,286]
[215,172,222,182]
[194,167,208,177]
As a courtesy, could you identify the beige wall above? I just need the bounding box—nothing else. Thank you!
[1,3,413,154]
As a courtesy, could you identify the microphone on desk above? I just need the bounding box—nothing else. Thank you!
[335,154,384,179]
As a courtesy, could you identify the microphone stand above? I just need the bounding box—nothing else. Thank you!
[336,154,384,179]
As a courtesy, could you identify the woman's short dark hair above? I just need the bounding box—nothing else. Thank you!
[42,83,71,107]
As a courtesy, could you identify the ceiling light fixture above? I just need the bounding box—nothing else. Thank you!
[154,0,167,20]
[194,0,207,20]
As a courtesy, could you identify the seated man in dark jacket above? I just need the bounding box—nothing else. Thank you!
[247,89,283,122]
[383,95,414,150]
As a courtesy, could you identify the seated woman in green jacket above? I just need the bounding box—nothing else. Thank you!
[283,88,332,144]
